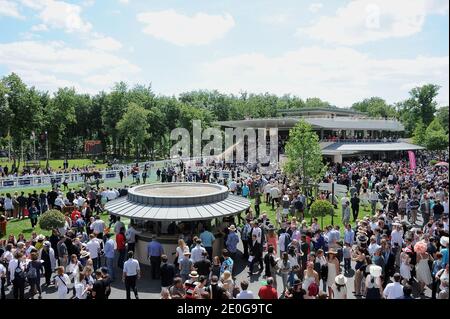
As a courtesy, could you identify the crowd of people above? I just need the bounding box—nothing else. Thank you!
[0,151,449,300]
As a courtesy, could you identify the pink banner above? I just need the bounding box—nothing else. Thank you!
[408,151,416,171]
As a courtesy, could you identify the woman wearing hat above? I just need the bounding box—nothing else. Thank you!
[184,271,199,299]
[364,265,383,299]
[332,274,347,299]
[219,270,234,297]
[326,249,340,299]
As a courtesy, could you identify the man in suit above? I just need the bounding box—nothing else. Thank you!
[248,234,263,275]
[160,255,175,289]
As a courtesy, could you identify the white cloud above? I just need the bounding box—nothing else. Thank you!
[308,3,323,13]
[31,24,49,32]
[261,13,290,25]
[0,0,24,19]
[118,0,130,4]
[188,47,449,107]
[86,35,123,51]
[137,9,235,46]
[81,0,95,7]
[20,0,92,33]
[0,41,141,93]
[297,0,448,45]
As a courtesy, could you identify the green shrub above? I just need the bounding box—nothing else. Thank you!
[430,160,438,166]
[310,199,335,228]
[38,210,66,230]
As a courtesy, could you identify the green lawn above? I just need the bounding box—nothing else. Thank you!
[0,158,108,170]
[247,198,374,234]
[1,211,112,240]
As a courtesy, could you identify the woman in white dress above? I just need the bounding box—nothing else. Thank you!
[400,251,412,283]
[66,254,81,297]
[360,188,369,211]
[175,239,189,267]
[3,193,13,218]
[74,273,88,299]
[326,249,340,299]
[416,252,433,294]
[302,261,319,292]
[54,266,70,299]
[332,274,347,299]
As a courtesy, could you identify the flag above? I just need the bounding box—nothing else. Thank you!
[408,151,416,171]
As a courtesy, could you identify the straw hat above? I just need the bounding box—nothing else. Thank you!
[189,271,199,278]
[228,225,237,232]
[326,248,338,255]
[369,265,382,278]
[80,250,90,258]
[37,234,45,241]
[334,274,347,285]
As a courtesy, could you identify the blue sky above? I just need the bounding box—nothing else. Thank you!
[0,0,448,107]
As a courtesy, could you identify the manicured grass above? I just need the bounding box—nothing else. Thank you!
[247,198,374,234]
[1,211,112,240]
[0,158,108,170]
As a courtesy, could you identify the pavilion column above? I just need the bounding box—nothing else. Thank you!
[320,129,324,140]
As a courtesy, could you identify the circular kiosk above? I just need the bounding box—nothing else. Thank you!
[105,183,250,265]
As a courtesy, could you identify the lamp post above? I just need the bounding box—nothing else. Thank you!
[45,131,49,170]
[4,93,11,162]
[31,131,36,162]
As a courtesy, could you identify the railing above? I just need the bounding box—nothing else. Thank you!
[0,155,228,189]
[0,169,131,189]
[320,138,399,143]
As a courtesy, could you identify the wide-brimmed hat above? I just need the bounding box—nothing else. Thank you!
[335,274,347,285]
[228,225,237,232]
[440,236,449,247]
[80,250,90,258]
[326,248,338,255]
[189,271,199,278]
[37,234,45,241]
[43,241,51,247]
[357,234,368,244]
[369,265,382,277]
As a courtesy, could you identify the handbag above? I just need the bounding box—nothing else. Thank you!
[58,275,70,294]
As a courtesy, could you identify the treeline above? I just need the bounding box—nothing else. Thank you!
[0,73,448,164]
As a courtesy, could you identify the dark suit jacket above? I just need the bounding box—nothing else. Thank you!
[250,241,263,259]
[160,262,176,287]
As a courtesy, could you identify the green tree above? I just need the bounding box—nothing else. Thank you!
[424,119,449,151]
[102,82,129,156]
[351,97,396,118]
[48,88,77,158]
[304,97,331,108]
[39,210,66,230]
[397,84,440,136]
[412,119,426,146]
[117,102,150,160]
[283,120,326,192]
[435,106,449,134]
[310,199,335,228]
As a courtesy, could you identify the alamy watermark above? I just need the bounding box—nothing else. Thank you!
[170,120,279,164]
